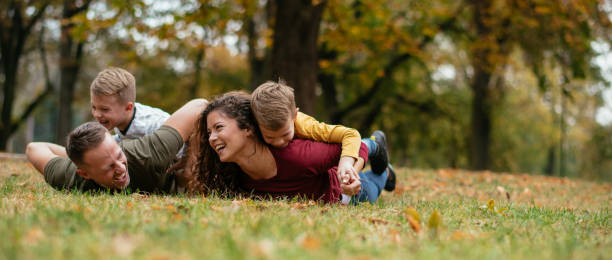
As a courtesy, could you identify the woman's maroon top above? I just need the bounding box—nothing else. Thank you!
[238,139,368,203]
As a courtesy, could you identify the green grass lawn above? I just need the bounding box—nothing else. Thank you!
[1,158,610,259]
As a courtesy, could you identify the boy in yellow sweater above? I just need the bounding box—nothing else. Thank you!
[250,81,395,198]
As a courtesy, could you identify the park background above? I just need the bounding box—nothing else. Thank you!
[2,0,612,181]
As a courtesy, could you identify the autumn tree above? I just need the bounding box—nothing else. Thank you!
[0,0,51,150]
[54,0,92,145]
[454,0,612,170]
[266,0,327,115]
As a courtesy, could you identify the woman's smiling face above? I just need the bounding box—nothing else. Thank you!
[207,110,252,162]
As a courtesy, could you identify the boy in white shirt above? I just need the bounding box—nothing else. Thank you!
[90,67,171,143]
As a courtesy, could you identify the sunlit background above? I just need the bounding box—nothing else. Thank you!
[2,0,611,180]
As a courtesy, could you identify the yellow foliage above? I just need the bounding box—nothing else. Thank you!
[534,6,552,15]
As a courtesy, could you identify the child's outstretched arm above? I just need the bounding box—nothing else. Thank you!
[294,112,361,182]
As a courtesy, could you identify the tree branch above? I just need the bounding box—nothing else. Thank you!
[65,0,93,18]
[357,101,383,134]
[332,52,412,122]
[331,11,461,122]
[9,21,55,135]
[11,87,51,134]
[38,22,53,91]
[394,94,457,123]
[24,1,50,34]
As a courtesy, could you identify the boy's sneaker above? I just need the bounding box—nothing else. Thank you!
[370,130,389,175]
[384,164,396,191]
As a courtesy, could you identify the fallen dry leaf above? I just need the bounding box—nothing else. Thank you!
[496,186,510,200]
[427,210,441,230]
[497,207,508,217]
[389,229,401,244]
[392,184,408,195]
[210,205,239,213]
[24,227,45,245]
[305,216,314,226]
[164,205,176,212]
[488,200,495,213]
[112,234,140,257]
[404,207,421,223]
[252,239,275,257]
[522,188,531,195]
[131,193,149,200]
[291,203,306,210]
[71,205,82,212]
[451,231,474,240]
[172,213,184,221]
[368,217,390,225]
[320,207,329,214]
[299,234,321,251]
[407,216,422,233]
[199,218,210,227]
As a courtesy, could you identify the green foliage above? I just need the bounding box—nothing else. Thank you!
[580,124,612,181]
[5,0,612,179]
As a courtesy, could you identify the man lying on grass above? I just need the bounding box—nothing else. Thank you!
[25,99,207,193]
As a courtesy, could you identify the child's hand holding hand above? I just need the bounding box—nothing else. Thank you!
[341,178,361,195]
[338,156,359,184]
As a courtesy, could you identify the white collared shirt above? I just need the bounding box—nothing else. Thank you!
[113,102,170,142]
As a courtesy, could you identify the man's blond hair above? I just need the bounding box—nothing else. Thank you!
[251,80,296,130]
[90,67,136,104]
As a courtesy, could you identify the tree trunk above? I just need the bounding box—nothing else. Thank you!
[54,0,89,145]
[267,0,326,115]
[0,68,17,151]
[467,0,509,171]
[55,35,84,145]
[246,17,264,90]
[0,7,25,150]
[544,145,556,175]
[469,68,492,170]
[190,48,204,99]
[0,2,49,150]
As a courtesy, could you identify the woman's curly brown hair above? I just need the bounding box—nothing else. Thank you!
[171,91,263,196]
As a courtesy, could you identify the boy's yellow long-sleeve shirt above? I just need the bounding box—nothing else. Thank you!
[294,112,361,159]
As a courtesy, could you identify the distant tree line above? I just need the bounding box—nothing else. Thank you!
[1,0,611,179]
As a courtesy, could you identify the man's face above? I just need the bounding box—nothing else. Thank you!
[77,133,130,189]
[91,93,133,131]
[259,115,295,149]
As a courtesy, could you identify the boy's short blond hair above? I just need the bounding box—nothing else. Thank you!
[90,67,136,104]
[251,80,296,130]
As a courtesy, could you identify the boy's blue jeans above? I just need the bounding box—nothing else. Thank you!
[351,138,388,204]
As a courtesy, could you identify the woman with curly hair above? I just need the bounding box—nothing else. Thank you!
[179,91,389,204]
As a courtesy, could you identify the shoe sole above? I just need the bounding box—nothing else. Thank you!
[370,130,389,175]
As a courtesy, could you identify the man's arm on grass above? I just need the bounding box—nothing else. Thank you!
[163,99,208,141]
[26,142,68,175]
